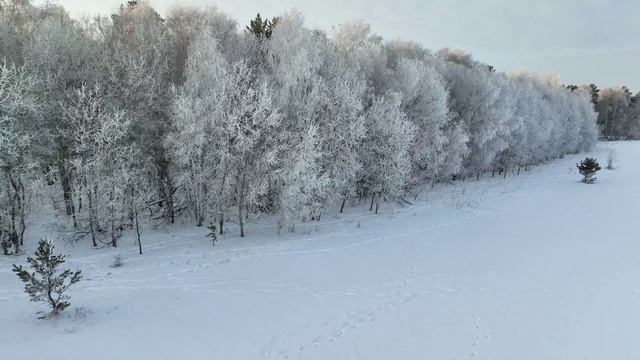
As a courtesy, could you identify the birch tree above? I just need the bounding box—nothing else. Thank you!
[360,93,415,213]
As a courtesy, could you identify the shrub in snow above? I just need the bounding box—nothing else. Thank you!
[577,158,601,183]
[12,239,82,318]
[111,254,124,268]
[1,230,18,255]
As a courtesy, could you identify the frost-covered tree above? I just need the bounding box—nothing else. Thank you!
[574,88,600,151]
[24,14,97,226]
[220,64,280,238]
[0,1,604,238]
[0,62,40,252]
[60,85,137,248]
[596,87,635,139]
[172,33,232,228]
[359,93,415,213]
[165,5,239,85]
[102,1,177,224]
[0,0,33,63]
[436,49,511,175]
[276,126,327,230]
[390,58,449,183]
[332,21,389,99]
[318,58,367,213]
[266,11,328,229]
[0,17,22,63]
[173,31,280,237]
[505,75,542,167]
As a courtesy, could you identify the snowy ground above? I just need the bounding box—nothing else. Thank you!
[1,141,639,360]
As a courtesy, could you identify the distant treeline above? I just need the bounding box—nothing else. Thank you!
[566,84,640,140]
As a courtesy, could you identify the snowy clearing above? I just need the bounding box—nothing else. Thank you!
[1,141,639,360]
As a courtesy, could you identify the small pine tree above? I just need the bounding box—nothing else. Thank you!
[577,157,601,183]
[12,239,82,318]
[206,223,218,247]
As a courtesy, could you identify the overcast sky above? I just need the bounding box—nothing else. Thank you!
[37,0,640,91]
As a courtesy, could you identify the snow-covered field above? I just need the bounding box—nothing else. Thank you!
[1,141,639,360]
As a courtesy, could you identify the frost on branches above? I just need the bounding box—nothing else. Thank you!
[0,1,604,244]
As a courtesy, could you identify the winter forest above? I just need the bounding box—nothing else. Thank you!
[4,0,640,358]
[0,0,638,254]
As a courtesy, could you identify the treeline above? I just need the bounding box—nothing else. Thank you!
[567,84,640,140]
[0,0,598,251]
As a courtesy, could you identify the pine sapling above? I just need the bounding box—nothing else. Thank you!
[577,157,601,184]
[206,223,218,246]
[12,239,82,319]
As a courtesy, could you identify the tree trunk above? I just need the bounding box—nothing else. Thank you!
[110,187,117,248]
[9,176,17,252]
[503,166,508,178]
[340,198,346,213]
[238,163,248,238]
[217,169,228,236]
[87,189,97,247]
[111,218,117,248]
[166,182,175,224]
[7,171,25,248]
[47,288,57,316]
[238,197,244,238]
[58,160,76,227]
[77,185,82,212]
[19,178,25,246]
[375,192,381,214]
[369,193,375,211]
[135,208,142,255]
[157,164,176,224]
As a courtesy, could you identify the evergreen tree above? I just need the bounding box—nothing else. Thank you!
[12,239,82,318]
[246,13,278,39]
[577,157,601,184]
[587,84,599,106]
[206,223,218,246]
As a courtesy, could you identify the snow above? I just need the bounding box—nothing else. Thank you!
[2,141,639,360]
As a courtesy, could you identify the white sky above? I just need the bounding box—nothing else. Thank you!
[37,0,640,91]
